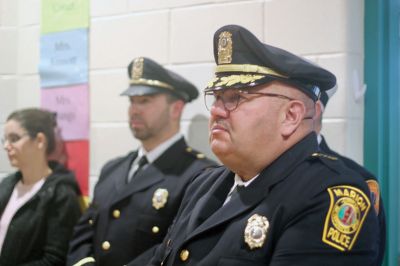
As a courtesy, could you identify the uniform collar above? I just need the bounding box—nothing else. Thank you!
[139,132,183,163]
[248,132,320,192]
[234,173,258,187]
[317,133,323,145]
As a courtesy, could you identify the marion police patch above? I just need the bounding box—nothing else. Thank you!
[322,185,371,251]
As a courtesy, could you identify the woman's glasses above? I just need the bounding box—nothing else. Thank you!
[1,133,29,146]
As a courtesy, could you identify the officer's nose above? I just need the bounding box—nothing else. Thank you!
[210,99,229,119]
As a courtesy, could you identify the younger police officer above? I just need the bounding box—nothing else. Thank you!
[138,25,379,266]
[67,57,216,266]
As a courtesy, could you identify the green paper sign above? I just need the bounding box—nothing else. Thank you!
[41,0,89,34]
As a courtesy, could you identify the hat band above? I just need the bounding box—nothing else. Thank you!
[215,64,288,79]
[130,78,175,91]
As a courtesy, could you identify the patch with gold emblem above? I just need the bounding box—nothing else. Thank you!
[218,31,233,64]
[322,185,371,251]
[132,57,144,80]
[366,179,380,215]
[152,188,169,210]
[244,214,269,250]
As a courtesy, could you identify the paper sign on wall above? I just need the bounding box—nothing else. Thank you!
[39,29,88,88]
[65,140,89,196]
[41,84,89,141]
[41,0,89,34]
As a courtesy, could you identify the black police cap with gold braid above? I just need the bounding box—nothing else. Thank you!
[206,25,337,101]
[121,57,198,102]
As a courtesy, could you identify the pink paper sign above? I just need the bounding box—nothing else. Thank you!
[41,84,89,140]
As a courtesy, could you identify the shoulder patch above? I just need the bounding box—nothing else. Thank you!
[186,147,206,159]
[322,185,371,251]
[366,179,380,215]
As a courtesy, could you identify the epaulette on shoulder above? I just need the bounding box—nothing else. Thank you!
[310,152,338,161]
[309,152,343,174]
[186,146,206,159]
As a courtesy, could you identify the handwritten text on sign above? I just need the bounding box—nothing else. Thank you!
[41,0,89,33]
[41,84,89,141]
[39,29,88,88]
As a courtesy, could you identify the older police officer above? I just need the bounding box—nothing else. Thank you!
[67,57,215,266]
[137,25,379,266]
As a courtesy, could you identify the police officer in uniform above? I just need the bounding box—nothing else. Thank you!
[135,25,379,266]
[315,90,386,265]
[67,57,216,266]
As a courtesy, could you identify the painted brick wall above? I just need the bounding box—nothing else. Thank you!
[0,0,365,197]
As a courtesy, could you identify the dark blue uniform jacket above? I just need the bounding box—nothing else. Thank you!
[143,133,379,266]
[67,137,215,266]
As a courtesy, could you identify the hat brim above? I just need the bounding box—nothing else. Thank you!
[120,85,166,97]
[205,74,319,101]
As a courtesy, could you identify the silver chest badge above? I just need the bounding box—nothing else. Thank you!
[152,188,169,210]
[244,214,269,249]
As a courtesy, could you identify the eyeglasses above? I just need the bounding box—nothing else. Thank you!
[1,133,29,146]
[204,88,294,112]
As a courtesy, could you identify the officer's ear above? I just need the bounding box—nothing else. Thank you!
[280,100,306,137]
[170,99,185,120]
[314,100,323,133]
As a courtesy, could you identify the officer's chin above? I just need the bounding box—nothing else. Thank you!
[210,139,231,158]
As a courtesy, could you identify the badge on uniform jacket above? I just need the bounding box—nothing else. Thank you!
[322,185,371,251]
[244,214,269,250]
[152,188,169,210]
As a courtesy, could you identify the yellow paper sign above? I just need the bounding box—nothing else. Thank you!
[41,0,89,34]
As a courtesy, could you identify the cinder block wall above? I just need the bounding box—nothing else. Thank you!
[0,0,365,198]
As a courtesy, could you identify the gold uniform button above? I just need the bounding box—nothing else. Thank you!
[152,226,160,234]
[102,241,111,251]
[180,249,189,261]
[196,153,205,159]
[112,209,121,219]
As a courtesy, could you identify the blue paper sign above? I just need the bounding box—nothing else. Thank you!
[39,29,88,88]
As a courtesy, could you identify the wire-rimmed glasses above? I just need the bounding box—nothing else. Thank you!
[204,88,294,112]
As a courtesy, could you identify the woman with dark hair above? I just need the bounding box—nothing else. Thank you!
[0,107,82,266]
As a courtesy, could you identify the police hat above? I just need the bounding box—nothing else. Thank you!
[121,57,198,102]
[206,25,337,101]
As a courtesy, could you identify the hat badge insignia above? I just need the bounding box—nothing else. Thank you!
[132,57,144,80]
[152,188,169,210]
[218,31,233,64]
[244,214,269,250]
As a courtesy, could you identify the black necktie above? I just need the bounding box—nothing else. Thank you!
[134,156,148,177]
[127,156,148,183]
[223,184,243,206]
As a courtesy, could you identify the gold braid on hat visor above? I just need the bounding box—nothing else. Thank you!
[206,64,288,89]
[129,78,175,91]
[215,64,288,79]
